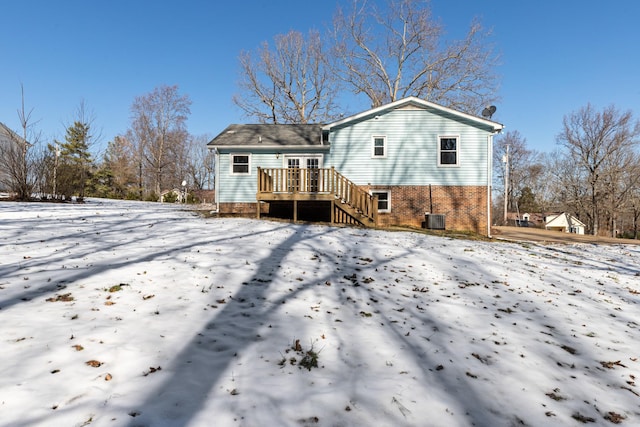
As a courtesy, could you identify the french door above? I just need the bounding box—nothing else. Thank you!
[285,155,322,192]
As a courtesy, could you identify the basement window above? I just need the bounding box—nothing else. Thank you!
[370,190,390,212]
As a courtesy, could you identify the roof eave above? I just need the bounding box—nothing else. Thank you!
[207,144,330,150]
[322,96,504,132]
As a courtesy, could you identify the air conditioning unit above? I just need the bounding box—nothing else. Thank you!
[425,213,445,230]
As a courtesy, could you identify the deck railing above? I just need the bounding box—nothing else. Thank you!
[257,167,378,225]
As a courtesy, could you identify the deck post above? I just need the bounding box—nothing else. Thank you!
[372,195,379,226]
[256,167,261,219]
[330,166,335,194]
[293,200,298,222]
[331,199,335,224]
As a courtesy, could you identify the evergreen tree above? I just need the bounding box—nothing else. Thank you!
[57,121,93,199]
[86,166,115,198]
[517,187,538,213]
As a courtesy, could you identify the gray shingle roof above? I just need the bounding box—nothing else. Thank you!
[207,124,327,148]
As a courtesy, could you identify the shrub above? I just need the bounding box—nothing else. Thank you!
[144,192,158,202]
[163,192,178,203]
[186,192,200,204]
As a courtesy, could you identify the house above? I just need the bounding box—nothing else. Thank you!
[0,122,25,193]
[545,213,586,234]
[505,212,546,227]
[207,97,504,235]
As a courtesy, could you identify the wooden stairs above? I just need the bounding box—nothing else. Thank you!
[257,167,378,227]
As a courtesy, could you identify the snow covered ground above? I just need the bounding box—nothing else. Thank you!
[0,199,639,427]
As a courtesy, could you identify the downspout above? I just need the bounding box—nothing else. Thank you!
[211,147,220,213]
[487,133,494,238]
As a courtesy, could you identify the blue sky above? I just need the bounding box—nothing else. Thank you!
[1,1,638,155]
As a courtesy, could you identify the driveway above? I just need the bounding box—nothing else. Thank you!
[492,226,640,245]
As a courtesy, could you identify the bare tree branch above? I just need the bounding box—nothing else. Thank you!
[234,30,341,124]
[129,85,192,197]
[0,84,41,200]
[556,103,640,235]
[331,0,500,113]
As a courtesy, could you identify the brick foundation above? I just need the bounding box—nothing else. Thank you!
[219,185,489,235]
[366,185,489,234]
[218,202,263,215]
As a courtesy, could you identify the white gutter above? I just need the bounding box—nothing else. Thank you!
[207,144,329,150]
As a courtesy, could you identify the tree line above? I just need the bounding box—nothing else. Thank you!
[1,85,214,203]
[493,105,640,238]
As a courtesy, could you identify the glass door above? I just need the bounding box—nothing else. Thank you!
[287,158,300,192]
[306,158,320,192]
[284,155,322,193]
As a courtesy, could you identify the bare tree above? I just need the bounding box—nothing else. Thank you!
[600,149,640,237]
[125,127,147,199]
[629,182,640,239]
[101,135,138,198]
[556,103,640,235]
[234,30,340,124]
[493,130,541,220]
[529,153,558,215]
[129,85,191,197]
[185,134,215,190]
[331,0,500,113]
[546,152,587,217]
[0,85,41,200]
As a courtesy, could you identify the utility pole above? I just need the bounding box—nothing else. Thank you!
[503,145,509,225]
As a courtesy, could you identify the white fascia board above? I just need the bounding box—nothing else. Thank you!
[208,144,330,151]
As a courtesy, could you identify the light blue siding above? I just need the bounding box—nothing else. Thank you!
[325,108,491,186]
[217,150,286,202]
[215,106,494,204]
[217,150,328,203]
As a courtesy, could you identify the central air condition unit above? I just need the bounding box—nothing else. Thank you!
[425,213,445,230]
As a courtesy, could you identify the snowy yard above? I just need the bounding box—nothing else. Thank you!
[0,199,639,427]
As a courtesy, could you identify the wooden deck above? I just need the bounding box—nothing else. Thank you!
[257,167,378,227]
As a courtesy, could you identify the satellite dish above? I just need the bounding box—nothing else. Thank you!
[482,105,497,119]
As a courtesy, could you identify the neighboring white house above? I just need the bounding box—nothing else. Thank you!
[545,213,586,234]
[0,122,24,193]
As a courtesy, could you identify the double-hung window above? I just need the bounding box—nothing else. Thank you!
[438,136,459,166]
[370,190,390,213]
[231,154,250,174]
[372,136,386,158]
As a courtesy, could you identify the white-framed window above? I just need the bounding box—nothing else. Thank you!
[370,190,390,212]
[371,136,386,158]
[230,153,251,175]
[438,135,459,166]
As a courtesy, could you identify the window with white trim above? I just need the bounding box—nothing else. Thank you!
[372,136,386,158]
[231,154,250,175]
[371,190,390,212]
[438,136,459,166]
